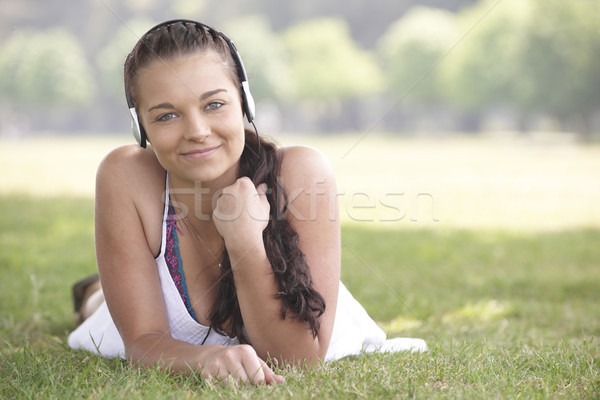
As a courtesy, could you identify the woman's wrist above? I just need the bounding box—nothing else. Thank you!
[227,239,269,276]
[224,232,265,257]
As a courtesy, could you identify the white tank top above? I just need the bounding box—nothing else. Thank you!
[68,174,427,360]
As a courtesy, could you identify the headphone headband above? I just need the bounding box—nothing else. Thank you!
[125,19,256,148]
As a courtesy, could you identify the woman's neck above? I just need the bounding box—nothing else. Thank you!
[168,170,237,227]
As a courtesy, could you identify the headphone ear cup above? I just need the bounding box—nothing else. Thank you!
[129,107,147,148]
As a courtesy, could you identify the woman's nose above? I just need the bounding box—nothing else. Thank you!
[183,113,210,141]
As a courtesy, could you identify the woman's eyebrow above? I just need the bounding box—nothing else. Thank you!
[146,89,228,112]
[200,88,227,100]
[147,102,174,112]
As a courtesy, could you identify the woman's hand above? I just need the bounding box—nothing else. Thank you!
[198,344,283,385]
[213,177,270,252]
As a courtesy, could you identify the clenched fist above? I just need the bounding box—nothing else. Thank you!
[213,177,270,252]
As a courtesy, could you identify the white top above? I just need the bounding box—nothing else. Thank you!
[68,175,427,361]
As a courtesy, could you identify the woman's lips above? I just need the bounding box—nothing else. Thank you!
[181,145,221,158]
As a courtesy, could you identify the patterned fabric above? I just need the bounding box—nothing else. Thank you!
[165,204,198,322]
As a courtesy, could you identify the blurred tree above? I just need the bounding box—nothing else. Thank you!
[8,0,598,135]
[223,15,293,102]
[0,0,482,134]
[521,0,600,135]
[0,28,96,107]
[281,18,385,131]
[441,0,600,135]
[378,6,459,105]
[441,0,533,114]
[282,18,383,101]
[237,0,476,47]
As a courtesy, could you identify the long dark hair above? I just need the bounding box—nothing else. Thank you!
[124,21,325,342]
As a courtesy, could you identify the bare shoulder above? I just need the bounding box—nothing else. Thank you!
[95,144,165,256]
[278,145,336,186]
[95,145,165,227]
[96,144,164,194]
[97,144,161,181]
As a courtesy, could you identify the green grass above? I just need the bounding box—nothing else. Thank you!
[1,194,599,399]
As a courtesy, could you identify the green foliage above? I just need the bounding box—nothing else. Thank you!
[282,18,384,101]
[0,193,598,398]
[438,0,600,130]
[3,0,600,133]
[520,0,600,120]
[441,0,534,112]
[378,7,459,105]
[0,28,96,107]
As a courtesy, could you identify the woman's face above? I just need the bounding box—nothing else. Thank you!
[135,51,245,188]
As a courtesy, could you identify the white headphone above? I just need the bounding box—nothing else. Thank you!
[125,19,256,148]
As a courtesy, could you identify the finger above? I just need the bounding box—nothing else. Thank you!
[241,355,267,385]
[256,184,271,212]
[237,176,253,186]
[258,358,284,385]
[229,364,250,385]
[201,365,227,387]
[256,183,268,195]
[205,365,248,387]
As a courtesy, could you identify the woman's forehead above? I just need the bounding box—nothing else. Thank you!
[135,53,238,106]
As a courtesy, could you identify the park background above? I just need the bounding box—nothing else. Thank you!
[1,0,600,138]
[1,0,599,398]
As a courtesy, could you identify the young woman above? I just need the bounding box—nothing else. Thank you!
[68,19,426,385]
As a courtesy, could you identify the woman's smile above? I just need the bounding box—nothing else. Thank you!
[136,52,246,186]
[180,145,222,158]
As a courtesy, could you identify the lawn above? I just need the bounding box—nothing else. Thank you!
[1,133,599,398]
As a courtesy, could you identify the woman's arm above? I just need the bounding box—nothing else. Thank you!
[95,146,281,384]
[214,146,341,365]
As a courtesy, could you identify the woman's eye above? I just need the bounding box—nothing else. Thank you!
[157,113,176,122]
[205,102,223,111]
